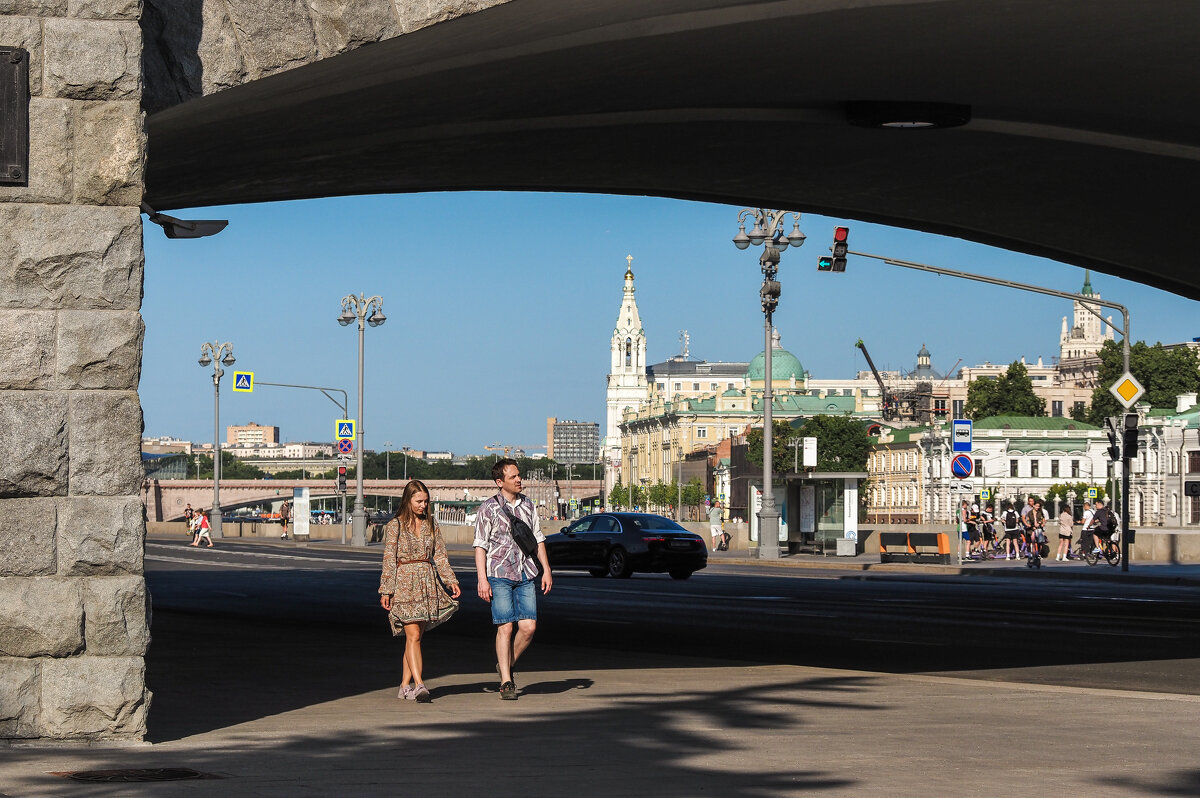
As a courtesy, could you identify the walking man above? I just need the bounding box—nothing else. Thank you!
[708,500,724,550]
[474,458,553,700]
[279,500,291,541]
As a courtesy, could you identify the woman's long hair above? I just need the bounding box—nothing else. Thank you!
[395,479,434,535]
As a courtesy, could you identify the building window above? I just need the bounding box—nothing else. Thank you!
[974,459,983,477]
[625,338,632,367]
[934,399,947,415]
[1051,401,1063,417]
[1189,452,1200,473]
[656,382,664,391]
[674,383,680,391]
[696,427,708,439]
[710,382,718,391]
[1071,460,1080,478]
[728,427,739,438]
[692,382,700,391]
[1031,460,1040,478]
[952,400,965,419]
[1010,459,1019,477]
[728,383,735,390]
[1051,460,1060,478]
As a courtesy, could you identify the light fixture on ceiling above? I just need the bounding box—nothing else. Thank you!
[845,101,971,129]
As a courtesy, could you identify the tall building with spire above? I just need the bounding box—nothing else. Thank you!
[1058,270,1114,388]
[604,256,648,495]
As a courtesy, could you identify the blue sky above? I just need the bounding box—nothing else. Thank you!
[142,192,1200,454]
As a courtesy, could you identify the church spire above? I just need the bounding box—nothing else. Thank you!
[1081,269,1093,296]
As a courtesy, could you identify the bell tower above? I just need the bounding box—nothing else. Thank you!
[604,256,648,494]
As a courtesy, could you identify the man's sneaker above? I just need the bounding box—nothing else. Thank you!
[496,662,516,689]
[413,684,432,703]
[500,681,517,700]
[1092,547,1102,554]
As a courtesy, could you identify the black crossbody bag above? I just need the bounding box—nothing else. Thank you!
[500,502,543,574]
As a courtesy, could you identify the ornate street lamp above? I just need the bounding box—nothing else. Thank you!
[733,208,805,559]
[198,341,236,538]
[338,292,386,547]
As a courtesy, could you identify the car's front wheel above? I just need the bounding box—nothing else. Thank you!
[607,547,632,578]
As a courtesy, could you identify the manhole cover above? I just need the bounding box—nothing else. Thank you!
[53,768,221,782]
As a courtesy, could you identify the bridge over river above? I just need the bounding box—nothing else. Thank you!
[143,478,603,522]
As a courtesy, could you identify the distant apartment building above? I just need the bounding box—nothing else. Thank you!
[283,442,335,459]
[547,418,600,465]
[141,436,192,455]
[225,442,285,458]
[226,422,280,446]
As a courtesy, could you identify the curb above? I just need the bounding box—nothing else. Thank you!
[148,534,1200,587]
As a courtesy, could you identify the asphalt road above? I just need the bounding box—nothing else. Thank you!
[145,537,1200,699]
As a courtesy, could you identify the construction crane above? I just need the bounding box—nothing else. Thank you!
[855,339,896,421]
[484,443,545,459]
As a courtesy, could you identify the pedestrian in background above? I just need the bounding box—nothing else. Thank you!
[1055,505,1074,561]
[279,500,291,541]
[379,480,461,703]
[191,510,214,548]
[1080,501,1095,556]
[709,500,725,550]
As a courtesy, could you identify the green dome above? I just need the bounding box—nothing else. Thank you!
[747,347,804,382]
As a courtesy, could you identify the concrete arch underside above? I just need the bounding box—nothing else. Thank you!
[144,0,1200,300]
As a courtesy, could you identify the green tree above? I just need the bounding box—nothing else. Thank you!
[793,414,871,471]
[187,452,265,480]
[608,483,644,509]
[649,482,675,511]
[964,361,1046,420]
[1087,339,1200,424]
[681,478,705,507]
[746,420,798,474]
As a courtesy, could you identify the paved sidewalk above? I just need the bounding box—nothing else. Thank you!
[4,604,1200,797]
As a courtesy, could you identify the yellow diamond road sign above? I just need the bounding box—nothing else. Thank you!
[1109,371,1145,409]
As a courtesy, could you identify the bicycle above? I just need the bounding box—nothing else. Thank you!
[1084,529,1121,567]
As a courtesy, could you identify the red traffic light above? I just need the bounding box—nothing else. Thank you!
[337,466,347,476]
[833,226,849,242]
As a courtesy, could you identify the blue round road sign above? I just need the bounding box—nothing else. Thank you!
[951,454,973,479]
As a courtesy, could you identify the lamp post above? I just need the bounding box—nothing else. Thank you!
[338,292,386,547]
[384,440,392,481]
[198,341,235,539]
[733,208,806,559]
[402,446,410,480]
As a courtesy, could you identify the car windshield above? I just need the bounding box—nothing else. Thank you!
[625,515,686,531]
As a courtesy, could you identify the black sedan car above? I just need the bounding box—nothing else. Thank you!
[544,512,707,579]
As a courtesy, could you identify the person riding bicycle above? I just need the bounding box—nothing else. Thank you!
[1090,499,1117,553]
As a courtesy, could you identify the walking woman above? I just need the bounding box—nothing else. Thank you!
[379,480,461,703]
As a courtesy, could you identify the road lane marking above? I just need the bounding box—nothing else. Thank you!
[147,554,301,570]
[147,543,375,567]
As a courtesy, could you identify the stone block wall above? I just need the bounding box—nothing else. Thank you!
[0,1,149,740]
[142,0,514,113]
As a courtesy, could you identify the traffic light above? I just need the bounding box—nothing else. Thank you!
[817,255,834,271]
[831,226,849,272]
[337,465,347,492]
[1104,417,1121,461]
[1122,412,1139,459]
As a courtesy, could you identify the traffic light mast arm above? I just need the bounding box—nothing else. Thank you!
[255,381,349,418]
[847,249,1131,375]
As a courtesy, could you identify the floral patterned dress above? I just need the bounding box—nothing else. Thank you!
[379,516,459,634]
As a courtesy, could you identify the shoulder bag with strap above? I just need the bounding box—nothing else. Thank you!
[499,499,544,576]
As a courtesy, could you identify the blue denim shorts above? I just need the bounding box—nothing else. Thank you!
[487,576,537,625]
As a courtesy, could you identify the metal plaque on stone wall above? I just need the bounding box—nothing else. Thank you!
[1,47,29,186]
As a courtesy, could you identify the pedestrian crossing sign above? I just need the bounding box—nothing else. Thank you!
[980,488,991,501]
[232,371,254,392]
[335,420,356,440]
[1088,487,1098,499]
